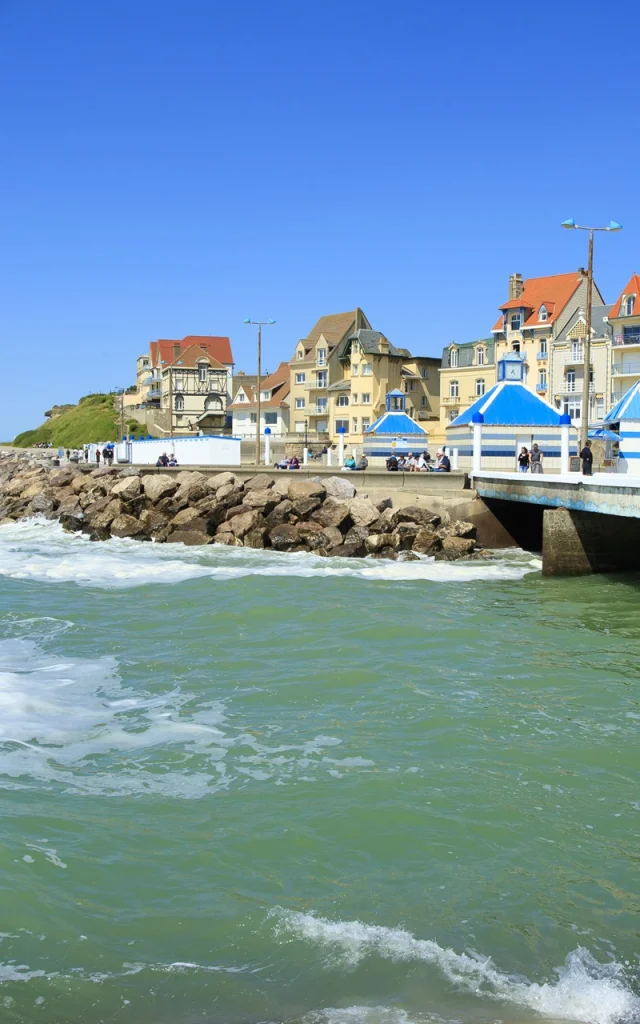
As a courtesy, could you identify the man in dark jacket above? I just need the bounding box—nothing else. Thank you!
[580,440,594,476]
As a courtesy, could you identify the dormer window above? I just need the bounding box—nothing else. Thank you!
[297,348,304,360]
[197,361,209,382]
[539,305,548,322]
[449,347,459,368]
[261,391,270,401]
[476,346,486,366]
[623,295,636,316]
[510,314,521,332]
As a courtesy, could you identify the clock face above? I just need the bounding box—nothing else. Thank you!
[506,363,521,379]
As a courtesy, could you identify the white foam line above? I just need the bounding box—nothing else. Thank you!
[269,909,640,1024]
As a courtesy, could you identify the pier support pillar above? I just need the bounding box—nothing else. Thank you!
[542,506,640,576]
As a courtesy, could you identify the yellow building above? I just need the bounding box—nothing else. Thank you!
[289,309,440,446]
[608,273,640,408]
[438,338,495,438]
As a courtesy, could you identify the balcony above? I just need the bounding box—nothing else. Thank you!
[536,383,547,393]
[147,387,162,399]
[442,395,459,404]
[304,379,328,391]
[611,361,640,376]
[305,404,329,416]
[536,352,548,361]
[557,382,595,395]
[563,351,585,365]
[613,332,640,347]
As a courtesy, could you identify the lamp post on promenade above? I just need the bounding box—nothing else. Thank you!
[243,318,276,466]
[561,218,622,450]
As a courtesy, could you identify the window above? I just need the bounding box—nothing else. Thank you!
[539,305,548,322]
[623,325,640,343]
[337,394,349,407]
[297,348,304,360]
[539,338,547,356]
[295,398,305,409]
[204,396,223,411]
[142,358,149,367]
[421,366,429,378]
[175,394,184,410]
[448,409,458,422]
[563,398,582,422]
[476,347,486,365]
[405,380,415,392]
[352,393,358,404]
[317,397,328,411]
[596,397,604,420]
[264,412,277,425]
[351,341,360,354]
[571,341,583,362]
[449,380,459,398]
[538,369,547,388]
[449,348,458,368]
[250,413,257,424]
[352,363,359,375]
[175,378,184,391]
[317,347,327,365]
[295,373,305,384]
[362,417,370,432]
[198,362,208,382]
[421,396,428,408]
[335,419,349,434]
[512,342,520,353]
[236,391,245,402]
[316,371,328,387]
[566,369,576,391]
[361,362,372,376]
[475,378,485,397]
[352,418,358,434]
[510,315,521,331]
[361,393,371,404]
[623,295,636,316]
[260,391,271,401]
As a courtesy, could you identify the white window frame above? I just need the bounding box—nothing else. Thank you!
[361,393,371,405]
[352,417,358,433]
[361,362,372,376]
[449,348,458,368]
[351,363,359,375]
[295,373,305,384]
[175,394,184,410]
[295,398,305,409]
[476,347,486,366]
[336,394,349,407]
[198,363,208,382]
[475,378,485,397]
[539,305,548,322]
[317,347,327,365]
[450,379,459,398]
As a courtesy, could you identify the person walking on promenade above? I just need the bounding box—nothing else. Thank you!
[517,447,529,472]
[580,439,594,476]
[530,443,543,473]
[95,448,101,466]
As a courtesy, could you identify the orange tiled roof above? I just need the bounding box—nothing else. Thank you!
[492,272,584,332]
[149,335,233,367]
[164,344,226,370]
[609,273,640,318]
[228,362,291,410]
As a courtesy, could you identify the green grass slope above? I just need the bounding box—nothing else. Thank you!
[13,395,145,449]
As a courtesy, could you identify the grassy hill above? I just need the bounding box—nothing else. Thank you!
[13,394,146,449]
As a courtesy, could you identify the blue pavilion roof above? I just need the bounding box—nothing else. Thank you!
[604,380,640,423]
[448,381,565,427]
[365,411,427,435]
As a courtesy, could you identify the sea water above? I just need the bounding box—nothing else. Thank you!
[0,519,638,1024]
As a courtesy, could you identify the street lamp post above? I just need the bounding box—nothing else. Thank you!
[243,318,276,466]
[561,219,622,450]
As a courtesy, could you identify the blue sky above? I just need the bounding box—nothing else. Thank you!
[0,0,637,439]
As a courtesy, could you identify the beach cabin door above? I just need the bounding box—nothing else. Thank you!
[515,434,531,469]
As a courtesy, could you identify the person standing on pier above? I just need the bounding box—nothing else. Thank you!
[580,439,594,476]
[530,444,544,473]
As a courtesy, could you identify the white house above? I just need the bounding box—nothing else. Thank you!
[228,361,290,438]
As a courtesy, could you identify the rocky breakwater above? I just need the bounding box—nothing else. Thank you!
[0,455,484,561]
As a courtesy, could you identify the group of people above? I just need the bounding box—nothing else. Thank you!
[274,456,300,470]
[155,452,179,467]
[518,441,595,476]
[386,449,451,473]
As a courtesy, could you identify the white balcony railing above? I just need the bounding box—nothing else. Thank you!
[563,351,585,365]
[558,381,595,394]
[303,379,328,391]
[305,404,329,416]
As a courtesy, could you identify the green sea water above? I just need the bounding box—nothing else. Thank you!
[0,519,638,1024]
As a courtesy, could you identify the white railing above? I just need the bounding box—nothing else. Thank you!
[611,361,640,376]
[303,380,328,391]
[305,404,329,416]
[564,351,584,365]
[558,381,595,394]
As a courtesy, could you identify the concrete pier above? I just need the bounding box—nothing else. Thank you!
[542,507,640,576]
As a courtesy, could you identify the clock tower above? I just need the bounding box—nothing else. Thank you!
[497,351,525,382]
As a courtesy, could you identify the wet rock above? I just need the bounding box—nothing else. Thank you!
[344,525,370,547]
[243,527,269,548]
[436,519,477,540]
[110,514,146,538]
[139,508,169,534]
[365,533,396,553]
[296,522,325,549]
[60,511,86,533]
[167,529,213,546]
[412,526,442,556]
[435,536,476,559]
[392,523,420,551]
[327,540,366,558]
[268,523,302,551]
[87,499,123,530]
[142,475,178,503]
[318,525,344,549]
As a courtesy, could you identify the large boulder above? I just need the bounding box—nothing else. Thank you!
[437,519,477,540]
[375,496,393,513]
[244,475,275,492]
[49,468,75,488]
[214,483,237,501]
[322,476,357,500]
[139,508,169,534]
[170,507,206,529]
[390,506,441,530]
[20,481,45,500]
[142,475,178,503]
[289,494,322,520]
[243,528,269,549]
[60,511,86,533]
[28,492,56,516]
[264,499,293,528]
[287,479,326,503]
[216,486,245,511]
[110,514,146,539]
[167,529,214,546]
[326,540,366,558]
[71,475,91,494]
[317,525,343,550]
[392,522,421,551]
[57,494,83,516]
[242,489,279,514]
[295,521,325,549]
[436,536,476,559]
[311,498,353,533]
[366,532,396,553]
[111,475,142,501]
[344,525,370,547]
[268,523,302,551]
[87,498,123,527]
[208,471,238,491]
[175,471,209,503]
[228,510,265,538]
[412,526,443,556]
[347,497,379,528]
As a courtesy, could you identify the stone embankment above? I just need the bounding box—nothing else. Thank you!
[0,452,486,561]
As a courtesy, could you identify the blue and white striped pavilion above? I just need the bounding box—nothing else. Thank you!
[362,389,428,460]
[603,380,640,473]
[446,355,578,471]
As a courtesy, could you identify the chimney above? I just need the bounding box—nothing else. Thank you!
[378,333,390,354]
[577,267,587,277]
[508,273,524,300]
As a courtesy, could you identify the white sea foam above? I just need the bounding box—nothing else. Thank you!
[270,910,640,1024]
[0,519,539,589]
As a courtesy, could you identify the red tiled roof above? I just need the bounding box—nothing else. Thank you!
[149,335,233,367]
[609,273,640,318]
[228,362,291,410]
[165,344,225,370]
[492,272,584,332]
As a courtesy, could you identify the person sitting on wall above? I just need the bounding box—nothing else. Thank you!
[355,455,368,470]
[288,456,300,469]
[168,455,178,467]
[156,452,170,467]
[344,455,356,470]
[386,455,398,471]
[407,453,419,472]
[417,450,431,471]
[434,449,451,472]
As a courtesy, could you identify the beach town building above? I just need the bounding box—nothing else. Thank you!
[362,389,429,462]
[550,305,612,427]
[608,273,640,410]
[446,352,578,472]
[438,338,495,436]
[603,378,640,473]
[289,310,440,446]
[227,361,290,438]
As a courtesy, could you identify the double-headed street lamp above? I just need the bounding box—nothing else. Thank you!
[243,318,276,466]
[561,218,622,449]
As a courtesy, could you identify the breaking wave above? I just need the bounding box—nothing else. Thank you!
[0,518,540,589]
[270,910,640,1024]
